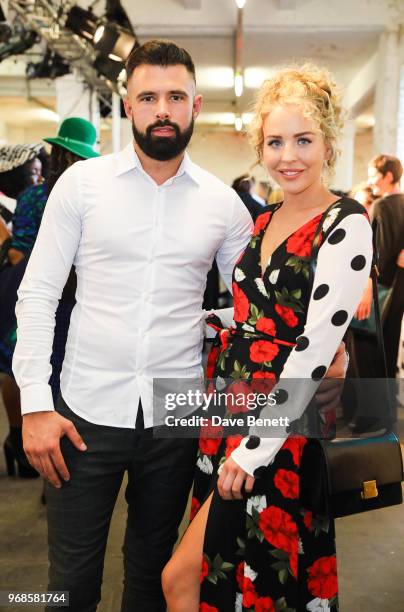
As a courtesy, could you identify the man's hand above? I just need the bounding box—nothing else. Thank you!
[217,457,255,500]
[23,412,87,488]
[315,340,347,412]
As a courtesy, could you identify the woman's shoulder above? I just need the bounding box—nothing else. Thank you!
[320,196,370,238]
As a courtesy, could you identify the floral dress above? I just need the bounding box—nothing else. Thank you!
[193,198,373,612]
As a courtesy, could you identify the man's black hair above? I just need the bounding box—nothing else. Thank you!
[125,39,196,82]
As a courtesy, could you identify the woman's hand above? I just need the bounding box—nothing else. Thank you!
[355,278,372,320]
[217,456,255,500]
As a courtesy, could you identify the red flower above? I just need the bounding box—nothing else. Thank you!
[250,340,279,363]
[242,577,257,608]
[219,328,230,351]
[274,304,298,328]
[282,435,307,467]
[227,381,251,414]
[199,604,218,612]
[252,371,277,394]
[190,496,201,522]
[258,505,298,553]
[303,510,313,532]
[225,435,243,458]
[206,345,219,379]
[233,283,250,322]
[253,211,271,236]
[255,596,276,612]
[286,215,322,257]
[256,316,276,336]
[307,556,338,600]
[199,420,223,456]
[200,556,209,583]
[236,561,244,591]
[274,469,299,499]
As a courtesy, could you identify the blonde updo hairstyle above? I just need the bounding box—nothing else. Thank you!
[248,63,344,178]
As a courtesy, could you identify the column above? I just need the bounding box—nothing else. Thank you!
[333,119,356,192]
[373,28,401,154]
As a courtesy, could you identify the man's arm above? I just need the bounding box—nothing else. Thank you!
[13,163,81,413]
[13,162,87,487]
[215,192,253,292]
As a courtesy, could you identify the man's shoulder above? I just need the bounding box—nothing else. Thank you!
[189,161,237,199]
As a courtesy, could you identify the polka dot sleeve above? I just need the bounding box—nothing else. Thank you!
[231,212,373,477]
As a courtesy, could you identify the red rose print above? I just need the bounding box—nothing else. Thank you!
[255,596,276,612]
[256,316,276,336]
[307,556,338,600]
[227,381,251,414]
[225,435,243,458]
[219,328,230,351]
[190,496,201,522]
[286,215,322,257]
[200,556,209,583]
[282,435,307,467]
[252,371,277,394]
[258,505,298,553]
[274,304,298,328]
[199,420,223,456]
[250,340,280,363]
[242,577,258,608]
[274,469,299,499]
[206,345,219,378]
[199,604,218,612]
[236,561,244,591]
[253,211,271,236]
[233,283,250,322]
[303,510,313,532]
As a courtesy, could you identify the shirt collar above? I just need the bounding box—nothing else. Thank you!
[115,141,200,186]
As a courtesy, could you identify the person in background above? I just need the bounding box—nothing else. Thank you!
[251,178,271,207]
[350,182,376,215]
[232,173,263,221]
[0,143,45,478]
[0,120,99,479]
[367,154,404,379]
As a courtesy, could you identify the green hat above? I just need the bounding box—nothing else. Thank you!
[44,117,100,159]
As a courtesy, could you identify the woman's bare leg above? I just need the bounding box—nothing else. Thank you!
[162,492,213,612]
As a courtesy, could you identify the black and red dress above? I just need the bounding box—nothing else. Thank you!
[193,198,373,612]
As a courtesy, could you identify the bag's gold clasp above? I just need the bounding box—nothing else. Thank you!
[361,480,378,499]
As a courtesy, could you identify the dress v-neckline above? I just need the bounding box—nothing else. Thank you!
[259,204,322,278]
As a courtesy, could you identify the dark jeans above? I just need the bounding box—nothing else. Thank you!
[45,396,198,612]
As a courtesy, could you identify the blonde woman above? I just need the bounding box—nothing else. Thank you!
[163,64,373,611]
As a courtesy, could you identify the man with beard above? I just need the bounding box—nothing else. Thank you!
[13,41,347,611]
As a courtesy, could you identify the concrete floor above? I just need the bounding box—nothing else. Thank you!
[1,383,404,612]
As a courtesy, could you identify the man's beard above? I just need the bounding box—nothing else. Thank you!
[131,118,194,161]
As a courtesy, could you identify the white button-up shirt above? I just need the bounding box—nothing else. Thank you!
[13,143,252,428]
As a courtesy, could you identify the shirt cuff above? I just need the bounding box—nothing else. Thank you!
[20,384,55,415]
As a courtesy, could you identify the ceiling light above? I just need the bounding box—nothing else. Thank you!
[235,116,243,132]
[235,0,246,8]
[94,54,125,82]
[94,23,137,61]
[65,5,97,41]
[234,71,243,97]
[195,66,234,89]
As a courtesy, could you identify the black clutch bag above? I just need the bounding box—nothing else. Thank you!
[300,433,403,518]
[300,203,404,518]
